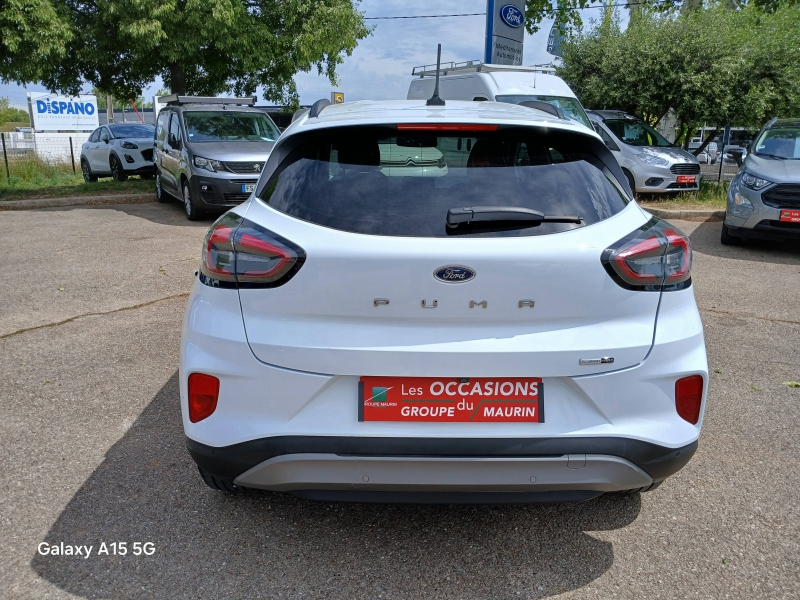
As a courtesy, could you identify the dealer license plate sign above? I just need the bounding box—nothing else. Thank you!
[677,175,696,184]
[359,377,544,423]
[240,184,256,193]
[779,209,800,223]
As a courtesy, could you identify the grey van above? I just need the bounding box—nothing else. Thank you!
[154,95,280,220]
[721,118,800,244]
[587,110,701,194]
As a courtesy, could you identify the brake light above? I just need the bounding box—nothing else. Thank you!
[601,217,692,291]
[675,375,704,424]
[188,373,220,423]
[200,214,306,288]
[396,124,499,131]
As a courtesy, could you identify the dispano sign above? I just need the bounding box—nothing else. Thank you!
[27,92,99,131]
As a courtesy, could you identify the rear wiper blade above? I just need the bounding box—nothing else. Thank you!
[447,206,582,228]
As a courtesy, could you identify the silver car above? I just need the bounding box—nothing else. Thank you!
[154,96,280,220]
[80,123,156,182]
[588,110,701,194]
[722,118,800,244]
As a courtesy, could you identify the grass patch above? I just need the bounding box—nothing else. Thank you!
[0,121,31,132]
[638,181,728,211]
[0,154,153,201]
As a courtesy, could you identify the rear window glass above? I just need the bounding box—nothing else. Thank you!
[258,127,628,238]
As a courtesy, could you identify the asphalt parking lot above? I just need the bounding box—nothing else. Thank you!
[1,201,799,599]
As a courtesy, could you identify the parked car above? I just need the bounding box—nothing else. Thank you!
[154,95,281,220]
[182,98,707,503]
[588,111,702,194]
[80,123,156,182]
[695,142,718,164]
[406,61,593,129]
[721,118,800,244]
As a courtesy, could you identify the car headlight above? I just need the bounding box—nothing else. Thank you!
[741,172,772,191]
[193,156,223,172]
[121,141,138,149]
[637,153,669,166]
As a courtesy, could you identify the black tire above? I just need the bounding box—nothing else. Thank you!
[198,467,250,493]
[81,159,97,183]
[155,172,170,203]
[110,155,128,182]
[720,220,743,246]
[183,181,202,221]
[623,169,636,198]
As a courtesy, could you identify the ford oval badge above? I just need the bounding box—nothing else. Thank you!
[500,4,525,28]
[434,266,476,284]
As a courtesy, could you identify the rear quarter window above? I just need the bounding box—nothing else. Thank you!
[258,126,628,238]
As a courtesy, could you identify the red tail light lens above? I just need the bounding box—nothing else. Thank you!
[200,214,305,289]
[675,375,704,424]
[601,217,692,291]
[188,373,220,423]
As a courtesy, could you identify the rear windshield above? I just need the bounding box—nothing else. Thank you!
[258,127,628,238]
[183,111,280,142]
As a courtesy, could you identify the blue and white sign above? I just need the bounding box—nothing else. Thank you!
[485,0,525,65]
[546,23,565,58]
[500,5,525,28]
[27,92,99,131]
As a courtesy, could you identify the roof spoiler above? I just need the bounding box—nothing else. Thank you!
[157,95,256,106]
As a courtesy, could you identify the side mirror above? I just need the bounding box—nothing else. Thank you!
[103,138,109,144]
[168,133,179,148]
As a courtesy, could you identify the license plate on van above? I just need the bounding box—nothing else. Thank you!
[358,376,544,423]
[241,184,256,193]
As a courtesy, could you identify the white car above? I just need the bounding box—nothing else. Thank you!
[81,123,155,182]
[181,99,708,503]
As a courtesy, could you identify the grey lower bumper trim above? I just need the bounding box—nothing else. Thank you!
[234,453,652,493]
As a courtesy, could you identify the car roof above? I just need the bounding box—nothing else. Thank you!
[769,118,800,129]
[286,100,597,138]
[587,109,635,121]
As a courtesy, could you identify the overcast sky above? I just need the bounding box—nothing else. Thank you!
[1,1,616,108]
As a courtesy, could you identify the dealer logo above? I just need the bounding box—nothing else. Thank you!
[500,4,525,28]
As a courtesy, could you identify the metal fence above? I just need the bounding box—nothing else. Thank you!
[700,157,741,184]
[0,132,90,180]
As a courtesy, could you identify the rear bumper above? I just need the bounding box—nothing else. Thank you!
[187,434,697,492]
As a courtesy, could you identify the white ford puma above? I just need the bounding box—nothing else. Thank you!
[180,99,708,503]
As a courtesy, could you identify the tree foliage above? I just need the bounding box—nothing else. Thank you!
[0,96,29,123]
[558,3,800,151]
[1,0,372,106]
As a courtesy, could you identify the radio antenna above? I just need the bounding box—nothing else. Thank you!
[426,44,446,106]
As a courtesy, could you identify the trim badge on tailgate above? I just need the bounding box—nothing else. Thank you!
[579,357,615,366]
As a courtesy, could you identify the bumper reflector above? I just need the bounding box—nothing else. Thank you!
[188,373,220,423]
[675,375,703,424]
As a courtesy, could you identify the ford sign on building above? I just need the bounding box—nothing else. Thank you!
[484,0,526,65]
[27,92,99,132]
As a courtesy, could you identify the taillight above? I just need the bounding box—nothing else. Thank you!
[601,217,692,291]
[200,214,305,289]
[675,375,704,424]
[188,373,220,423]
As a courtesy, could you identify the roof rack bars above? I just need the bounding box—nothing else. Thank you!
[157,95,256,106]
[411,60,557,77]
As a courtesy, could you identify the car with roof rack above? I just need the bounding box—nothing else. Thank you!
[154,95,281,220]
[722,117,800,244]
[587,110,701,195]
[180,87,707,503]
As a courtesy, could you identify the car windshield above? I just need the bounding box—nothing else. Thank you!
[603,117,673,147]
[183,111,279,142]
[258,126,628,238]
[109,124,154,138]
[753,127,800,159]
[495,95,592,129]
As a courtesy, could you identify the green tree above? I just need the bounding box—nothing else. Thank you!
[558,3,800,154]
[3,0,371,107]
[0,96,29,124]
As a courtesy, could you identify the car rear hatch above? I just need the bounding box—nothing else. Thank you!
[217,123,667,377]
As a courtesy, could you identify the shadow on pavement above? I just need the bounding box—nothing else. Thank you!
[32,372,641,599]
[689,220,800,263]
[44,200,215,228]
